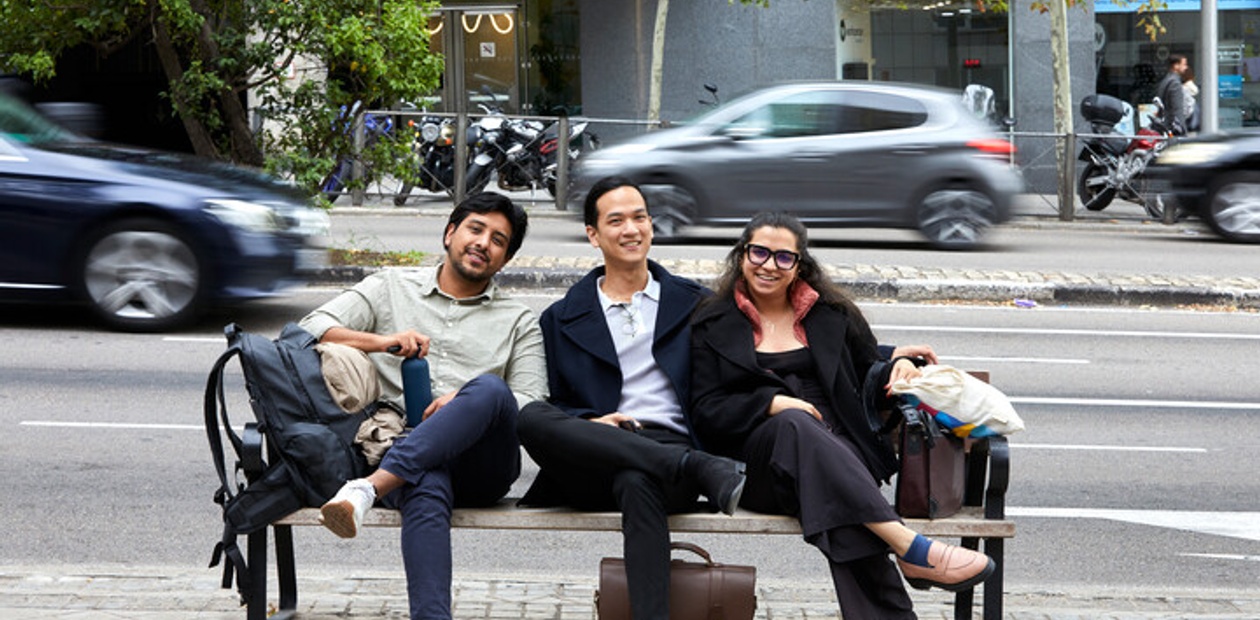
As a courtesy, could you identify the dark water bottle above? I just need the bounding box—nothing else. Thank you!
[401,355,432,427]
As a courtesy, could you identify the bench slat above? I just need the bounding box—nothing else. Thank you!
[275,504,1014,538]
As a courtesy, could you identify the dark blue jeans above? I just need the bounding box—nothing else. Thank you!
[377,374,521,620]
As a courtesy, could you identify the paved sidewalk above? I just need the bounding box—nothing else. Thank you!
[3,564,1260,619]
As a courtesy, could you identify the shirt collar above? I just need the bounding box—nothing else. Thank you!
[596,270,660,312]
[427,263,497,303]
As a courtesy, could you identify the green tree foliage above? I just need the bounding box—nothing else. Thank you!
[0,0,443,196]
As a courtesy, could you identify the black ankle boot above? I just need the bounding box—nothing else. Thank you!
[684,451,746,516]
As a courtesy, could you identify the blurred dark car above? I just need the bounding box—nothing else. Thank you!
[1149,131,1260,243]
[0,93,330,331]
[569,82,1022,249]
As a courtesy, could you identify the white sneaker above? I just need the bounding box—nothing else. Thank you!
[319,479,376,539]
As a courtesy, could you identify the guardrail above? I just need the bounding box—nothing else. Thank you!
[330,110,1180,224]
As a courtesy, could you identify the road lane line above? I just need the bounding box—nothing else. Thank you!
[1180,553,1260,563]
[1011,396,1260,410]
[942,355,1088,364]
[1012,443,1207,453]
[21,421,204,430]
[1008,507,1260,542]
[876,324,1260,340]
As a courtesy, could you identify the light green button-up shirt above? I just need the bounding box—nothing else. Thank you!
[298,265,546,412]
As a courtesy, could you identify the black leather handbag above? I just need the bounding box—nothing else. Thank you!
[596,541,756,620]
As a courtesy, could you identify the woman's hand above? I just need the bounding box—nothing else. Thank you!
[769,395,822,422]
[886,358,922,396]
[891,344,937,365]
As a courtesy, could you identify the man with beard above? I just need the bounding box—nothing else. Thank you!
[298,192,545,620]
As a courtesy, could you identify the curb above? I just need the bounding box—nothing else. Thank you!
[309,265,1260,310]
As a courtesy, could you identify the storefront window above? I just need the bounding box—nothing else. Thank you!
[871,7,1010,118]
[1096,2,1260,129]
[523,0,581,115]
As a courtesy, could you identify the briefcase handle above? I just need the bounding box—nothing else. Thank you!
[670,541,715,566]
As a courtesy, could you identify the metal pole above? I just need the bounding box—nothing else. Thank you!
[352,113,366,207]
[555,114,570,211]
[1059,132,1076,221]
[1201,0,1219,133]
[455,113,469,206]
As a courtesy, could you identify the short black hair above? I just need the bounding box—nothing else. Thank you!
[1167,54,1187,70]
[446,192,529,258]
[583,175,644,227]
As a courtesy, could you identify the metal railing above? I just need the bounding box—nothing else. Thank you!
[331,108,667,210]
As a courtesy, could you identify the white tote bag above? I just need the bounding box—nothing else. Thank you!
[890,365,1025,437]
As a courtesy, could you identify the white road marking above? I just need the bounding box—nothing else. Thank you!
[1013,443,1207,453]
[1008,507,1260,542]
[21,421,204,430]
[1011,396,1260,410]
[876,324,1260,340]
[941,355,1089,364]
[1179,553,1260,563]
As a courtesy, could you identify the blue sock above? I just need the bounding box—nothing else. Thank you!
[902,534,934,567]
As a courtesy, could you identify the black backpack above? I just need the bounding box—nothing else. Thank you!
[204,322,375,603]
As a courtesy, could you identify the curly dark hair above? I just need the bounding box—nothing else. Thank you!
[445,191,529,258]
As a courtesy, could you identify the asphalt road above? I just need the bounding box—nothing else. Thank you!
[1,288,1257,595]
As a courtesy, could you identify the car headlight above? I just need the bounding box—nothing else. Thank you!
[289,207,332,237]
[1158,142,1231,166]
[205,199,283,234]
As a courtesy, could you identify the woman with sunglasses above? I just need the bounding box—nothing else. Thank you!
[689,212,994,618]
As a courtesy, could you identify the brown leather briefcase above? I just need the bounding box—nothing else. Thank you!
[596,541,756,620]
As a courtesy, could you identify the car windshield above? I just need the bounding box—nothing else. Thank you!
[0,94,75,144]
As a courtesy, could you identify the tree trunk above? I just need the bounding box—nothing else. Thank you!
[150,16,222,160]
[191,2,265,166]
[1049,0,1075,221]
[647,0,669,127]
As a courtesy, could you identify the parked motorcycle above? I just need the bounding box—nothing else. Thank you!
[322,101,394,203]
[392,114,481,206]
[465,94,599,197]
[1077,93,1174,219]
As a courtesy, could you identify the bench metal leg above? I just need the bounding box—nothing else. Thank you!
[276,523,298,613]
[953,535,980,620]
[246,528,268,620]
[983,537,1005,620]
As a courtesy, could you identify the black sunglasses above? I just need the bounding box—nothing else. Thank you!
[745,243,800,270]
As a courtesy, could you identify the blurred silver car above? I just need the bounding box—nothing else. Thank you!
[570,82,1023,249]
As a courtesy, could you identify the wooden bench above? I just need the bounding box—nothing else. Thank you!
[234,434,1011,620]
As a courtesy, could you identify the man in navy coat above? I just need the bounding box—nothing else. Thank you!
[516,176,746,620]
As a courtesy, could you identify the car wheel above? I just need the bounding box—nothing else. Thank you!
[915,185,997,250]
[1078,163,1116,211]
[642,183,698,242]
[1203,171,1260,243]
[78,219,205,332]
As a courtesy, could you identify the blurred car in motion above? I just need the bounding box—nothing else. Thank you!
[569,81,1022,249]
[1148,131,1260,243]
[0,93,330,331]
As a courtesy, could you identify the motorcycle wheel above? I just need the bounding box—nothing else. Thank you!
[1203,171,1260,243]
[1078,163,1116,211]
[465,163,492,195]
[322,160,351,204]
[394,182,414,207]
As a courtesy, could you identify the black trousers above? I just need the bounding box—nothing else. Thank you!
[517,402,702,620]
[741,409,916,620]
